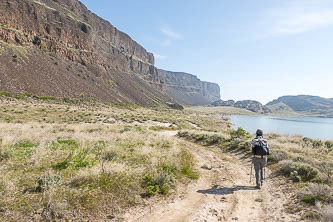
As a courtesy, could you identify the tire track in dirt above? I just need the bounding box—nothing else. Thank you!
[123,132,299,222]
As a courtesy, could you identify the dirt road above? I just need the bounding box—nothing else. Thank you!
[123,133,299,222]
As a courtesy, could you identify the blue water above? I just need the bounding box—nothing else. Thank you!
[229,115,333,139]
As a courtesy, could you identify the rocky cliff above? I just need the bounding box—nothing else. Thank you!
[0,0,221,106]
[159,69,220,105]
[211,99,271,114]
[0,0,167,105]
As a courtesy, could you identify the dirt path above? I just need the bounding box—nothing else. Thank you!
[123,132,299,222]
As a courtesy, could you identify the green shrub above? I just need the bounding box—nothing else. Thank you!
[298,183,333,204]
[177,131,189,138]
[229,127,249,140]
[205,134,222,146]
[312,140,323,148]
[53,150,96,171]
[300,195,316,205]
[69,172,138,209]
[13,140,38,158]
[102,151,116,161]
[0,91,11,97]
[51,138,79,150]
[325,141,333,150]
[36,173,61,192]
[179,149,199,180]
[176,131,222,146]
[279,160,319,182]
[91,140,107,154]
[157,163,177,175]
[319,162,333,184]
[142,173,171,196]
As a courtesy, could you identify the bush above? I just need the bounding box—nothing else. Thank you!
[279,160,319,182]
[177,131,189,138]
[319,162,333,184]
[176,131,222,146]
[13,140,38,158]
[179,149,199,180]
[205,135,222,146]
[0,91,11,97]
[51,138,79,151]
[312,140,323,148]
[298,183,333,205]
[36,173,61,192]
[325,141,333,150]
[142,173,172,196]
[229,127,249,140]
[268,150,289,163]
[53,150,96,170]
[322,204,333,222]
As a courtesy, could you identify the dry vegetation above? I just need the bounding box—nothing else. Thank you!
[177,127,333,221]
[1,95,332,221]
[179,107,333,221]
[0,96,229,221]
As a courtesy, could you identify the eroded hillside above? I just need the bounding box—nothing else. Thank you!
[0,0,220,106]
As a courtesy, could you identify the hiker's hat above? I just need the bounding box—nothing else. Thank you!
[256,129,263,136]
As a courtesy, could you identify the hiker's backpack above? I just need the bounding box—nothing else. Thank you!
[252,139,270,156]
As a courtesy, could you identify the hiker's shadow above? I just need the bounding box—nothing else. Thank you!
[197,185,257,195]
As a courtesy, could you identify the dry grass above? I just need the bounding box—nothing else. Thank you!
[0,97,228,221]
[0,122,198,220]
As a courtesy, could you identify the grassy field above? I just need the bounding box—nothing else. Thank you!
[0,96,332,221]
[0,96,229,221]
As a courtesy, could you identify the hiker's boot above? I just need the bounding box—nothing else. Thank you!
[261,180,264,186]
[256,184,261,189]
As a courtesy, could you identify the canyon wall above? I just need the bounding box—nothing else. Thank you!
[159,69,220,105]
[0,0,220,106]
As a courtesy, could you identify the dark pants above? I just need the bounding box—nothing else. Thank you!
[252,157,267,187]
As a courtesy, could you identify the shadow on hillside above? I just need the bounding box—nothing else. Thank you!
[197,185,257,195]
[226,147,252,162]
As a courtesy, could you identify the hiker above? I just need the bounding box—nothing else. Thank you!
[250,129,270,189]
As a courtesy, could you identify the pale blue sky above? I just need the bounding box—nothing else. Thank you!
[80,0,333,104]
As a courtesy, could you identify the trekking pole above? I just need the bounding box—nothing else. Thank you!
[250,164,253,183]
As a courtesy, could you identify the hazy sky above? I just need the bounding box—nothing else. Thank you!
[80,0,333,104]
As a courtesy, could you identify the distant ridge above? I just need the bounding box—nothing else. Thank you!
[212,95,333,117]
[266,95,333,111]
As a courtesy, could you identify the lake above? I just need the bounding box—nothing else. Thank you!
[229,115,333,139]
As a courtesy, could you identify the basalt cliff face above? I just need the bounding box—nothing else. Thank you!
[0,0,167,105]
[159,69,220,105]
[0,0,220,106]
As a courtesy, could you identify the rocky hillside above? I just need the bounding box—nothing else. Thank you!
[212,96,333,117]
[211,99,271,114]
[159,69,220,105]
[266,95,333,117]
[0,0,220,106]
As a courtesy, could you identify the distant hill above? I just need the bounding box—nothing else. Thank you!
[266,95,333,117]
[211,95,333,117]
[211,99,271,114]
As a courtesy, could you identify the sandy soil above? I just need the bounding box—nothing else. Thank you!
[122,132,300,222]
